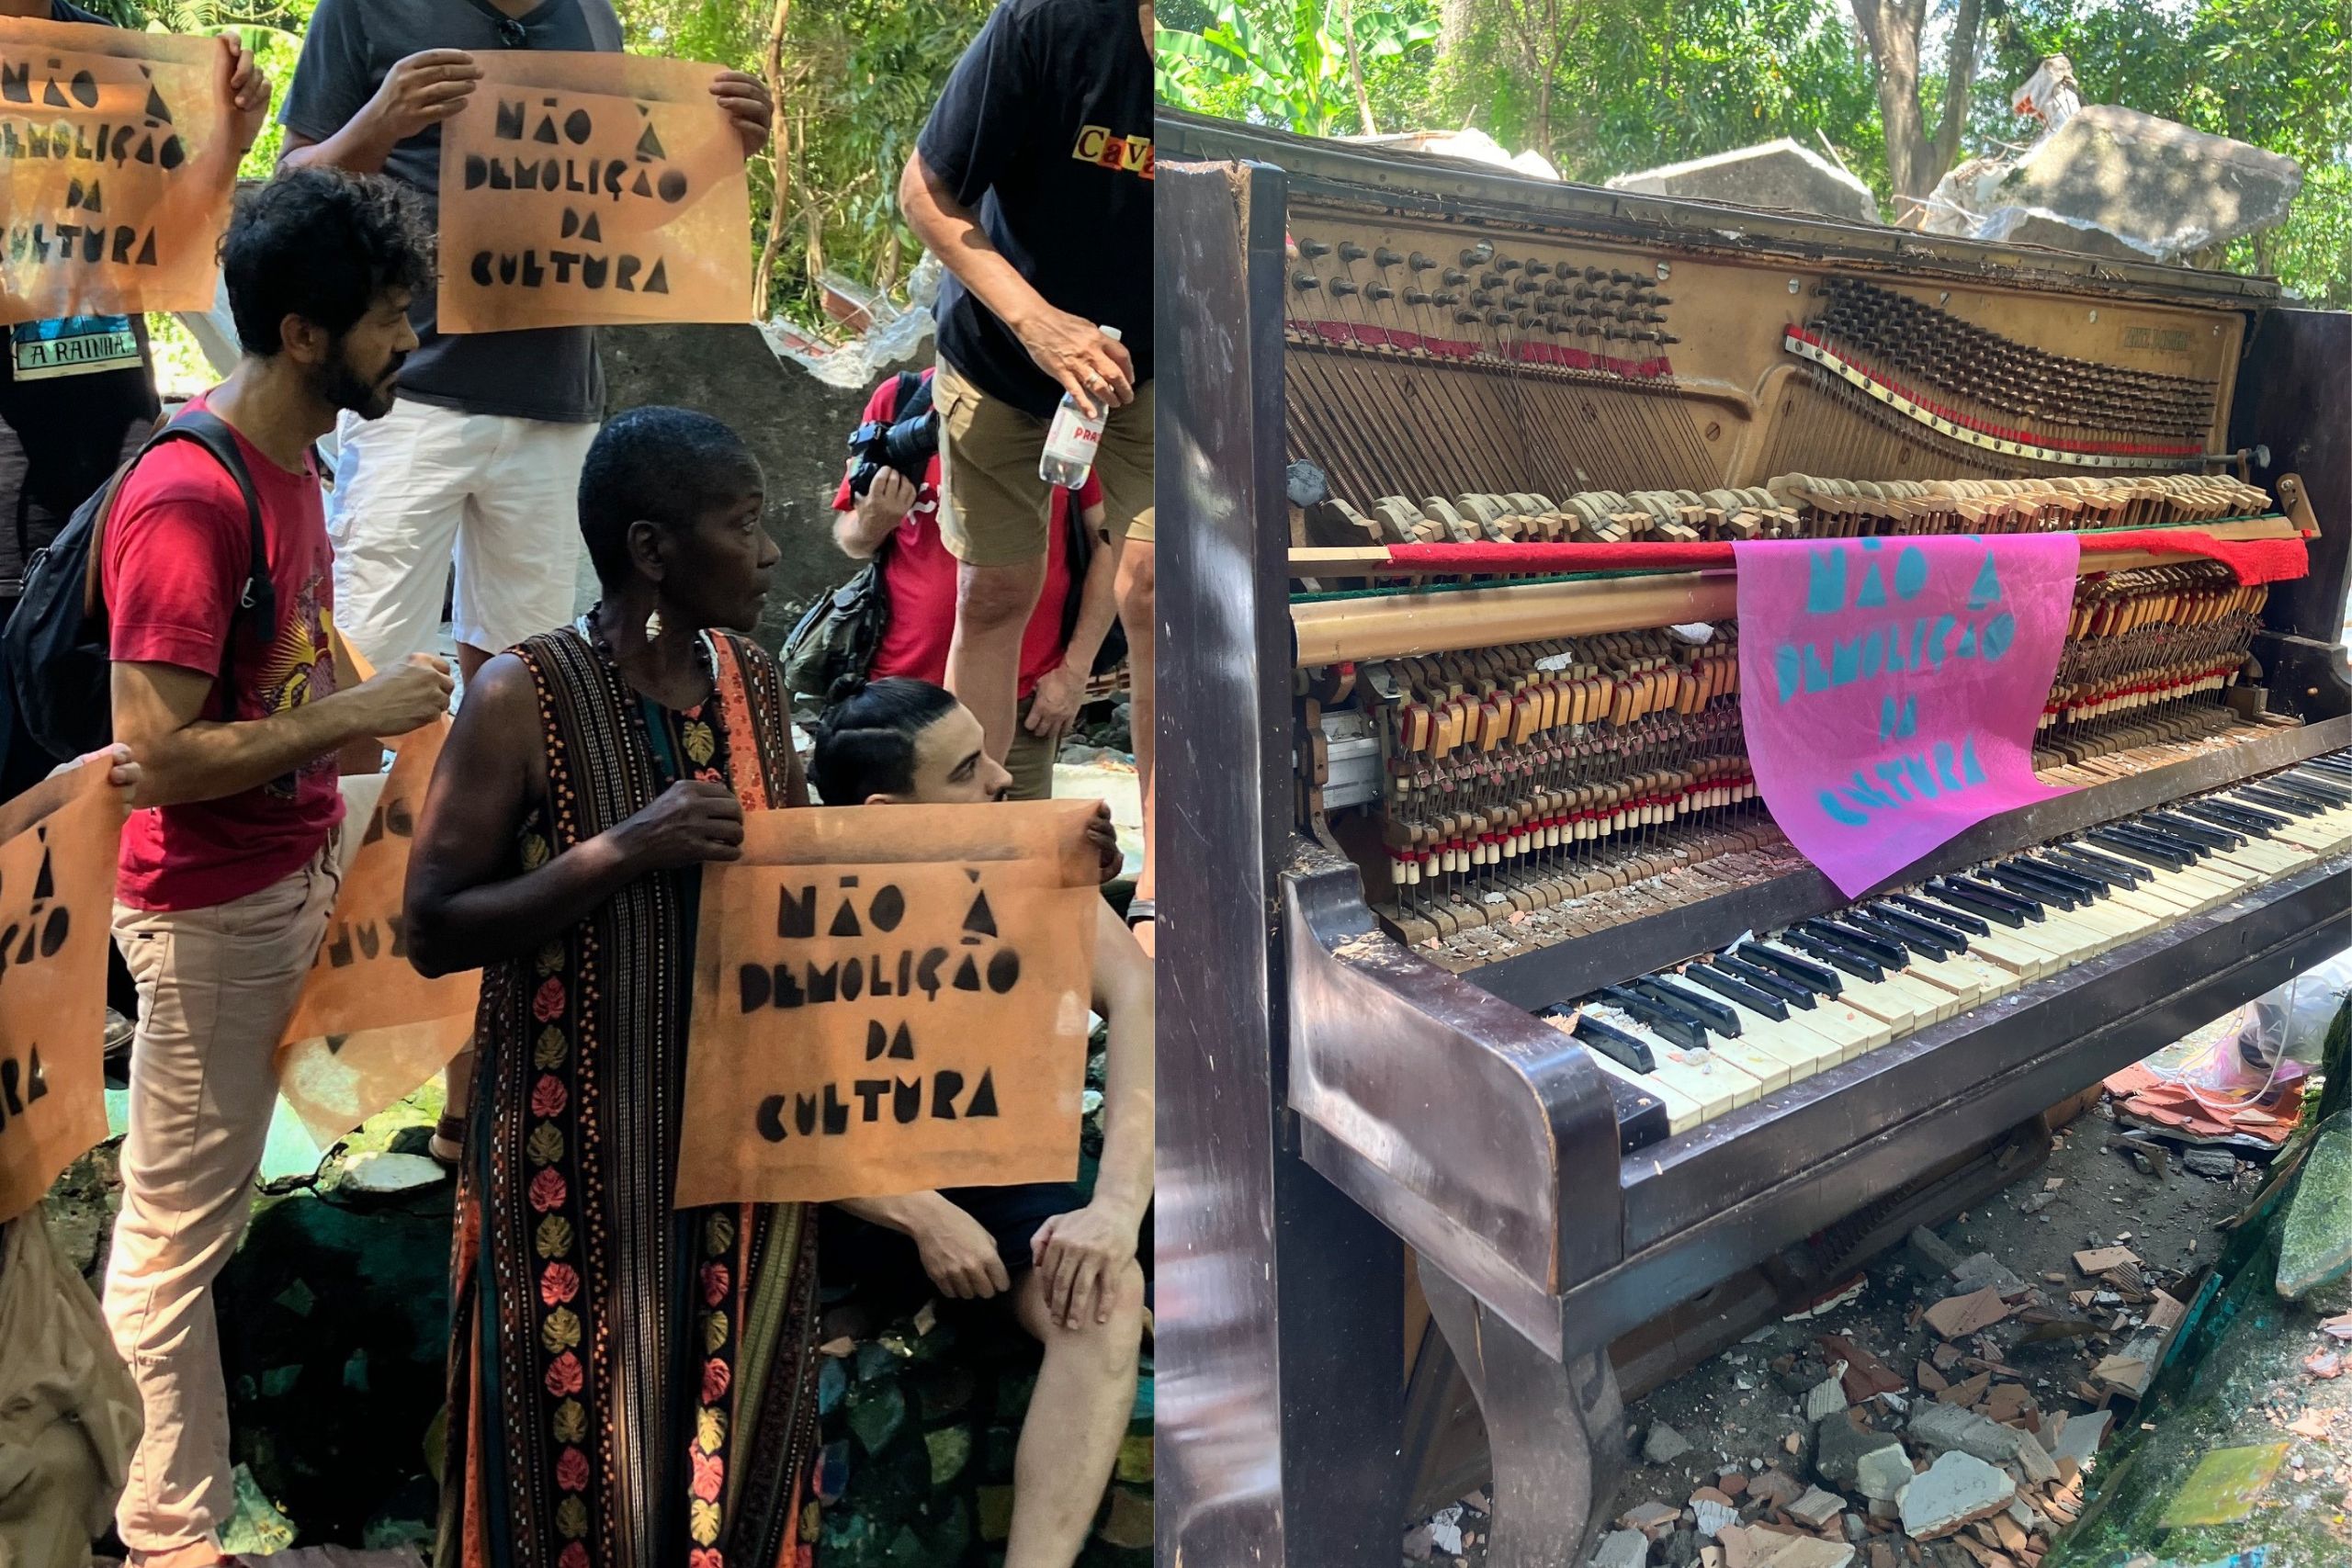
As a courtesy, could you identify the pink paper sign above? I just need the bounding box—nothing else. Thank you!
[1734,533,2080,896]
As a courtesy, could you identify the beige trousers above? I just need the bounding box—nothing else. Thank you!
[102,842,340,1551]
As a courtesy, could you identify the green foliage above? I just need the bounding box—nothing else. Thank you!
[1158,0,2349,304]
[1156,0,1437,137]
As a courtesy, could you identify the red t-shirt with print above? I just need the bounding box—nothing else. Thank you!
[104,394,344,912]
[831,371,1102,699]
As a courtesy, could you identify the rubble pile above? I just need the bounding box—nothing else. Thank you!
[1585,1220,2222,1568]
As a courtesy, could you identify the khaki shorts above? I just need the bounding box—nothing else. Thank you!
[934,358,1153,568]
[1007,694,1058,803]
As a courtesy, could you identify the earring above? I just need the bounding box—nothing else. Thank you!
[645,607,665,641]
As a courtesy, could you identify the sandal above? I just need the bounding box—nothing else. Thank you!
[428,1112,466,1168]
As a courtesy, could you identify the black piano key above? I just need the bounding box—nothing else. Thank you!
[2022,853,2116,895]
[2177,799,2285,836]
[1596,986,1708,1052]
[2146,809,2241,851]
[1715,953,1819,1010]
[1889,891,1989,936]
[1801,918,1906,969]
[1686,964,1789,1021]
[2117,818,2213,860]
[1780,928,1885,983]
[1870,902,1969,955]
[1944,874,2043,919]
[2237,784,2323,818]
[2088,826,2191,871]
[1553,1010,1657,1074]
[1736,942,1843,999]
[1635,975,1742,1037]
[2006,857,2102,904]
[1846,910,1946,961]
[1922,881,2027,929]
[1608,1075,1674,1155]
[1985,863,2080,909]
[2275,769,2352,806]
[2050,843,2149,887]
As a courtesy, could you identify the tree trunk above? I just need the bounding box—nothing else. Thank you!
[1338,0,1379,135]
[751,0,794,320]
[1850,0,1986,205]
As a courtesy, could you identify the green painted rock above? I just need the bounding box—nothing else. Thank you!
[1114,1433,1153,1484]
[926,1423,972,1487]
[848,1380,908,1454]
[978,1484,1016,1543]
[216,1465,298,1555]
[2279,1113,2352,1298]
[820,1355,849,1416]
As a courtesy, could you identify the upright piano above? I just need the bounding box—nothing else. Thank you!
[1155,110,2352,1566]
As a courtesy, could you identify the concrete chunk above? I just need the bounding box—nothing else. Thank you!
[1645,1422,1694,1462]
[1986,105,2301,261]
[1591,1529,1652,1568]
[1805,1371,1851,1425]
[1605,139,1881,225]
[2052,1408,2112,1466]
[1787,1486,1846,1529]
[1896,1450,2018,1540]
[1856,1445,1917,1504]
[1815,1416,1906,1494]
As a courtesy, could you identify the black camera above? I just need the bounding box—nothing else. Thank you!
[845,372,939,497]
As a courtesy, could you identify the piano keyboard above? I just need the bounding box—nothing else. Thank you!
[1546,753,2352,1149]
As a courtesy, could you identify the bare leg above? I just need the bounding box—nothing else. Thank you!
[456,642,494,686]
[947,557,1048,765]
[1007,1258,1145,1568]
[1112,540,1155,955]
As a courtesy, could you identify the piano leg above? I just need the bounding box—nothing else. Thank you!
[1421,1264,1625,1565]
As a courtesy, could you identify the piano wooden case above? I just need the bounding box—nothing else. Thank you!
[1155,111,2352,1566]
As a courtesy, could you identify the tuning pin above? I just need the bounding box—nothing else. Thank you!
[1524,259,1554,276]
[1442,267,1469,286]
[1496,255,1522,273]
[1403,288,1432,306]
[1479,272,1507,290]
[1365,282,1395,302]
[1455,309,1483,324]
[1487,310,1514,327]
[1431,291,1460,307]
[1297,237,1331,258]
[1338,241,1368,263]
[1470,290,1496,308]
[1374,247,1404,268]
[1611,270,1639,285]
[1585,266,1609,283]
[1650,294,1672,307]
[1329,278,1360,298]
[1657,333,1681,345]
[1408,251,1436,272]
[1513,276,1541,295]
[1543,280,1569,298]
[1293,273,1321,292]
[1461,242,1495,265]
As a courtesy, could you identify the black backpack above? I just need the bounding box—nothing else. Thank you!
[4,409,277,762]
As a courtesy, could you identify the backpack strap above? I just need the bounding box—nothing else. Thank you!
[91,408,278,711]
[78,405,175,620]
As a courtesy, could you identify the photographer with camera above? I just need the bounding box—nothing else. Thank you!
[829,367,1115,803]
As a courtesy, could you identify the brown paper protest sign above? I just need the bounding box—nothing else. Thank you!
[0,17,237,326]
[435,51,751,333]
[0,762,122,1225]
[274,721,480,1147]
[675,800,1101,1207]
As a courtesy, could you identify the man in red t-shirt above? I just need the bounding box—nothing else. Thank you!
[100,171,451,1566]
[831,367,1117,802]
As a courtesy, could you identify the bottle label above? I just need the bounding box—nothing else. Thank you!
[1042,410,1104,466]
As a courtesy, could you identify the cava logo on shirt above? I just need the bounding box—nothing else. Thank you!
[10,313,136,378]
[1070,123,1152,179]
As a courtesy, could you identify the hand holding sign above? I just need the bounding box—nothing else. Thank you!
[435,51,753,333]
[676,800,1102,1207]
[0,16,242,324]
[366,49,483,144]
[220,31,269,155]
[706,69,772,158]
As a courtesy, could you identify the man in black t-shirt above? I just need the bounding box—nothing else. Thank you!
[901,0,1159,951]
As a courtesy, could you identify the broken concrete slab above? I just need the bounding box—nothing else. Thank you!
[1906,1403,2033,1469]
[1591,1528,1652,1568]
[1787,1486,1846,1529]
[1984,105,2301,263]
[1949,1253,2028,1298]
[1645,1421,1695,1462]
[1909,1224,1968,1277]
[1897,1450,2018,1540]
[1804,1371,1851,1424]
[1693,1496,1740,1538]
[1754,1540,1856,1568]
[1856,1444,1917,1504]
[1620,1501,1681,1536]
[2050,1408,2111,1466]
[1748,1469,1804,1508]
[1815,1415,1905,1493]
[1605,139,1881,225]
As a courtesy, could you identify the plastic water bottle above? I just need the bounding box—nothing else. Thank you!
[1039,326,1122,487]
